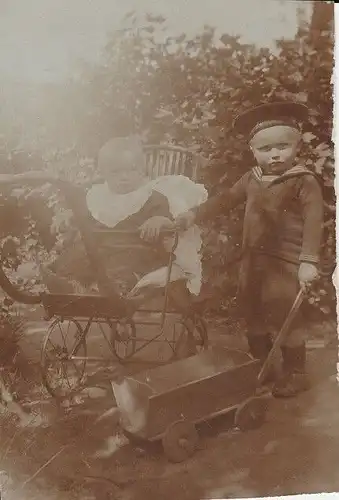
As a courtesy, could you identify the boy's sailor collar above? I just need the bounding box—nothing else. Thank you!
[251,165,313,184]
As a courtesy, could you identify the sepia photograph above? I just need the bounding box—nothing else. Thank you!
[0,1,337,499]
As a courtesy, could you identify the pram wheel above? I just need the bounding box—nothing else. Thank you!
[110,319,137,361]
[41,318,87,398]
[162,420,199,463]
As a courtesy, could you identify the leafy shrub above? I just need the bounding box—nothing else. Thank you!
[0,5,335,321]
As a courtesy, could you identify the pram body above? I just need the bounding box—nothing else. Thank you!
[0,146,209,399]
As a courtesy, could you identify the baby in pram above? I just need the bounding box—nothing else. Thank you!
[44,136,207,341]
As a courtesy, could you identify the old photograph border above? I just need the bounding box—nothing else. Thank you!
[0,1,338,499]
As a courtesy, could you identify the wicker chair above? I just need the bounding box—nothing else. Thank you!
[87,145,207,186]
[143,145,207,182]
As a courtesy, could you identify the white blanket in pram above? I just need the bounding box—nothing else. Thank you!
[86,175,208,295]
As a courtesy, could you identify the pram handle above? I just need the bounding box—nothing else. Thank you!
[0,173,179,307]
[0,173,127,310]
[93,228,180,254]
[92,228,178,235]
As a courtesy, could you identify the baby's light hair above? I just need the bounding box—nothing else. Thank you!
[98,135,145,172]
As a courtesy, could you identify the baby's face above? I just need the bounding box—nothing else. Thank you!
[250,125,301,174]
[102,148,147,194]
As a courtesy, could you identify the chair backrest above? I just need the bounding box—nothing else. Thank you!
[143,145,206,182]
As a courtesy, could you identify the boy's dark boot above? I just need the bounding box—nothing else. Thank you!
[247,334,276,384]
[272,343,310,398]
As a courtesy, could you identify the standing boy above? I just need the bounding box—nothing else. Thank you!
[176,102,324,397]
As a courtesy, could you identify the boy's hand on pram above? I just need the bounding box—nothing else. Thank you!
[139,216,174,242]
[298,262,319,292]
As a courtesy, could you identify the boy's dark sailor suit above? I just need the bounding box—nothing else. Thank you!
[178,101,325,397]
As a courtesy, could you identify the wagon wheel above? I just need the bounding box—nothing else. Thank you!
[110,318,137,362]
[41,318,87,398]
[162,420,199,463]
[173,316,208,359]
[234,396,269,431]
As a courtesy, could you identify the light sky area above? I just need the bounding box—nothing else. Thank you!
[0,0,313,84]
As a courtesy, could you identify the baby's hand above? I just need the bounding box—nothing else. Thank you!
[298,262,319,291]
[175,210,196,230]
[139,216,174,241]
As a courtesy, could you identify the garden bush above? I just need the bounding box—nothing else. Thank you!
[0,3,335,321]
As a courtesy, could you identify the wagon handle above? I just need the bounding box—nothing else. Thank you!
[257,289,305,385]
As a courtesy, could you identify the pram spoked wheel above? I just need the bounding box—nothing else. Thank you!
[41,318,87,398]
[162,419,199,463]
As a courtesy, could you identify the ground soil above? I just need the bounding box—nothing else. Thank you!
[0,317,338,500]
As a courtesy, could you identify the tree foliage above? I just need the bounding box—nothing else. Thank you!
[0,4,335,318]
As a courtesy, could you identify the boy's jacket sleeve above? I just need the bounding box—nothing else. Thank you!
[193,171,250,223]
[299,175,324,264]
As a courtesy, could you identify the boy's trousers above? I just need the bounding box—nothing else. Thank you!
[240,253,306,348]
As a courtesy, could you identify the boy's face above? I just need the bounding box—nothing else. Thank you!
[101,144,147,194]
[249,125,301,174]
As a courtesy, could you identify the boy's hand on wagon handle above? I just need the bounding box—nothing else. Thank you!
[175,210,196,231]
[298,262,319,292]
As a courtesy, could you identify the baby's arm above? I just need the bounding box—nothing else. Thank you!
[139,191,175,243]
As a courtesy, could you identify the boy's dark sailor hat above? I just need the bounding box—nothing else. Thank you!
[232,101,309,140]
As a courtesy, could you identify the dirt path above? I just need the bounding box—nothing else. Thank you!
[2,366,338,500]
[1,319,338,499]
